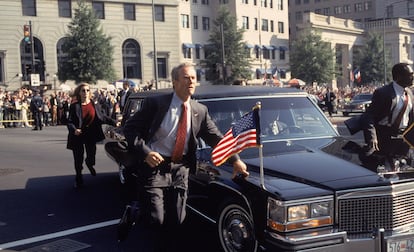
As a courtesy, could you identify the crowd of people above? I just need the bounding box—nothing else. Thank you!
[0,80,146,129]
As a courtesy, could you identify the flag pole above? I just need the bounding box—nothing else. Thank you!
[255,101,266,190]
[259,144,265,189]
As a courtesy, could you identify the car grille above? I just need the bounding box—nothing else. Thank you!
[337,182,414,233]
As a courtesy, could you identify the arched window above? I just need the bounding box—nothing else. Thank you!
[20,37,45,82]
[122,39,141,79]
[56,37,69,76]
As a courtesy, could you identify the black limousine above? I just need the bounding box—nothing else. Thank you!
[105,85,414,252]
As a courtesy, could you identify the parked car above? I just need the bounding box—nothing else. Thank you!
[105,85,414,252]
[341,93,373,116]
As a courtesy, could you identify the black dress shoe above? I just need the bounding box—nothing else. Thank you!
[87,165,97,176]
[74,176,84,188]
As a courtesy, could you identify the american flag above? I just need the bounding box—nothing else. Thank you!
[211,105,261,166]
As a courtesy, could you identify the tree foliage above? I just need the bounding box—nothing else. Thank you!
[353,32,391,85]
[203,7,251,84]
[59,0,116,84]
[290,31,335,84]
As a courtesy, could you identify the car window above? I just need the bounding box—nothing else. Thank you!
[200,96,336,143]
[122,98,144,123]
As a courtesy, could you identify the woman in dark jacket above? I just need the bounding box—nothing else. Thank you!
[67,83,119,188]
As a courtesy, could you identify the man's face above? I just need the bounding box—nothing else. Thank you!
[400,65,414,88]
[174,66,196,101]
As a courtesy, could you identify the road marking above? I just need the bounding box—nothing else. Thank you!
[0,219,120,250]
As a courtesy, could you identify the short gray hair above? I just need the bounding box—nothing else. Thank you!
[171,62,194,81]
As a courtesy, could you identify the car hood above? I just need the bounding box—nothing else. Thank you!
[241,137,414,192]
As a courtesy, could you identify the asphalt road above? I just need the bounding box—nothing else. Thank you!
[0,126,218,252]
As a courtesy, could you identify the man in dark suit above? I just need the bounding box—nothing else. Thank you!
[123,63,249,251]
[324,87,336,117]
[117,80,132,113]
[362,62,414,170]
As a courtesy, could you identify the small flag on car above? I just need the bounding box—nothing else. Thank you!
[211,104,261,166]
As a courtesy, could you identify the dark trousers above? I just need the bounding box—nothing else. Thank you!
[71,140,96,176]
[33,111,42,129]
[140,161,189,251]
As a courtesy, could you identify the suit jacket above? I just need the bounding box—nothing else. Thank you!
[123,93,239,173]
[363,83,414,146]
[66,100,116,150]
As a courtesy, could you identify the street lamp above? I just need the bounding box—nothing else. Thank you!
[152,0,158,89]
[53,74,57,94]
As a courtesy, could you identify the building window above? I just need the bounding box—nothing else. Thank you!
[220,0,229,3]
[269,0,273,8]
[242,0,248,3]
[364,1,372,11]
[270,20,274,32]
[124,3,135,20]
[315,9,322,14]
[279,49,285,60]
[295,0,301,5]
[277,0,283,10]
[181,14,190,28]
[262,0,267,7]
[254,18,258,30]
[157,58,167,79]
[193,16,198,29]
[193,0,197,3]
[92,1,105,19]
[334,6,342,14]
[343,4,351,13]
[183,48,192,59]
[58,0,71,18]
[155,5,165,21]
[409,1,414,15]
[122,39,142,79]
[242,16,249,29]
[202,17,210,30]
[0,53,4,84]
[263,48,270,59]
[295,11,302,21]
[303,0,309,3]
[323,7,330,15]
[57,38,69,76]
[201,0,209,4]
[195,47,201,59]
[22,0,36,16]
[254,0,257,6]
[255,47,260,59]
[355,3,363,12]
[261,19,268,31]
[278,21,284,33]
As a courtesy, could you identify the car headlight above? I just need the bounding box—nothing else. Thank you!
[267,197,333,232]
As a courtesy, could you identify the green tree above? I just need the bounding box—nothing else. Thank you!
[203,7,251,84]
[353,32,391,85]
[290,31,335,84]
[59,0,116,84]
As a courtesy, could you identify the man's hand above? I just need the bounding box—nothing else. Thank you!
[145,151,164,168]
[232,159,249,179]
[369,139,379,152]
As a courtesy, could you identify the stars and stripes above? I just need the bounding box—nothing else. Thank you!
[211,105,261,166]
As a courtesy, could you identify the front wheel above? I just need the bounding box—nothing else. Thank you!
[218,203,258,252]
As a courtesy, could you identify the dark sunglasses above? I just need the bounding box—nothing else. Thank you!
[81,89,90,93]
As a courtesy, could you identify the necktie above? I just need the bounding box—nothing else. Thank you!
[171,103,187,162]
[393,90,408,129]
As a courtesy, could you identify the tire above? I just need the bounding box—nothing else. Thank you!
[218,203,258,252]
